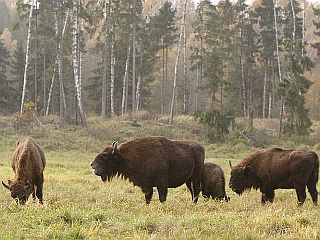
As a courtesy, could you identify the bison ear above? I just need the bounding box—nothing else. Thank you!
[2,180,11,190]
[112,141,118,155]
[243,166,252,175]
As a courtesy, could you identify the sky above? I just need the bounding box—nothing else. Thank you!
[194,0,320,4]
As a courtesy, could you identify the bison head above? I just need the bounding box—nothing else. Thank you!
[2,180,33,205]
[229,161,253,195]
[91,141,119,181]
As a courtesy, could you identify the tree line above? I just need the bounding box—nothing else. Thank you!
[0,0,319,136]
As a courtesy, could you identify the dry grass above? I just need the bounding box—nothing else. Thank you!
[0,115,320,239]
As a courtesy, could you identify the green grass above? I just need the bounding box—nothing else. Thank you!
[0,116,320,239]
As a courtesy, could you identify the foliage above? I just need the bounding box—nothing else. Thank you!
[195,107,235,141]
[0,39,11,114]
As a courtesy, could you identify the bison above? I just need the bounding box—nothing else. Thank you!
[201,162,229,201]
[91,136,205,204]
[229,148,319,205]
[2,136,46,205]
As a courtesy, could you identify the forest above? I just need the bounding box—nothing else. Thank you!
[0,0,320,138]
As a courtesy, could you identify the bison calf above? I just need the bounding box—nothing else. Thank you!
[91,136,205,204]
[201,162,229,201]
[229,148,319,205]
[2,136,46,205]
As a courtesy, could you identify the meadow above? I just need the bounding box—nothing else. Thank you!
[0,115,320,239]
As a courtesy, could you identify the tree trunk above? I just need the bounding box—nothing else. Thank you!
[101,0,110,118]
[262,61,267,119]
[273,0,283,137]
[183,11,187,114]
[161,38,165,114]
[136,76,141,111]
[290,0,296,52]
[46,9,69,116]
[122,36,131,116]
[302,0,306,57]
[132,1,136,112]
[34,10,38,109]
[195,65,199,111]
[20,2,34,114]
[110,39,115,117]
[43,43,46,115]
[72,0,86,126]
[169,0,187,124]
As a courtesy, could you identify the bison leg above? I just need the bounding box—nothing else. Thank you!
[36,175,44,204]
[186,180,194,199]
[307,182,318,205]
[144,188,154,205]
[32,189,36,201]
[294,183,307,206]
[157,186,167,203]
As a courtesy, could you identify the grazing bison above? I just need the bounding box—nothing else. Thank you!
[91,136,205,204]
[229,148,319,205]
[201,162,229,201]
[2,136,46,204]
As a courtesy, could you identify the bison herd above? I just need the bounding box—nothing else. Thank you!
[1,136,319,206]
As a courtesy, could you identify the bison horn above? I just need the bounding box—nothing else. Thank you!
[2,181,11,190]
[229,160,233,169]
[112,141,118,154]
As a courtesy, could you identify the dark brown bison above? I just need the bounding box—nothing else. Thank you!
[91,136,205,204]
[229,148,319,205]
[201,162,229,201]
[2,136,46,204]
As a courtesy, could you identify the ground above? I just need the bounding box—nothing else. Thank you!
[0,114,319,239]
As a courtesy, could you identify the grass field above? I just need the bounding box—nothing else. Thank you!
[0,115,320,239]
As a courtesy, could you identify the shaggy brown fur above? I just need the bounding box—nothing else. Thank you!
[91,136,205,204]
[201,163,229,201]
[2,136,46,204]
[229,148,319,205]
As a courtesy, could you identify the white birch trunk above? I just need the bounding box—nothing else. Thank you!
[72,0,86,126]
[195,66,199,111]
[46,10,69,116]
[183,13,187,114]
[132,0,136,112]
[273,0,283,136]
[169,0,187,124]
[20,2,34,114]
[262,63,267,119]
[302,0,306,57]
[290,0,296,51]
[110,40,115,117]
[122,38,131,116]
[101,0,109,118]
[136,76,141,112]
[273,0,282,83]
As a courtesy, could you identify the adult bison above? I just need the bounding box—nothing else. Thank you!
[229,148,319,205]
[91,136,205,204]
[201,162,229,201]
[2,136,46,205]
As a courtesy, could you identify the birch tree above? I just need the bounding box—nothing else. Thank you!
[122,35,131,115]
[169,0,187,124]
[72,0,86,126]
[101,0,109,118]
[20,0,35,114]
[110,39,115,117]
[132,0,137,112]
[273,0,283,136]
[46,9,69,116]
